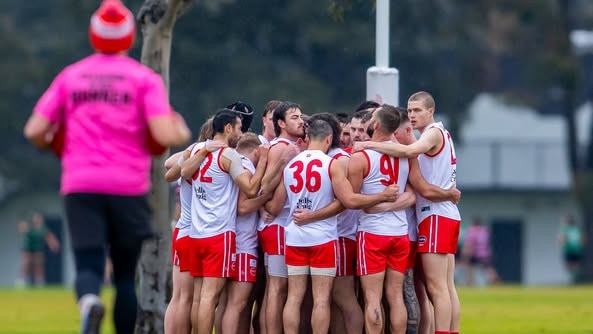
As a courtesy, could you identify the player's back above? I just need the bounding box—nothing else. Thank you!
[358,147,409,236]
[190,142,239,238]
[327,147,358,241]
[284,149,337,246]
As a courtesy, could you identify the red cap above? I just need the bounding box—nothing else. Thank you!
[89,0,135,53]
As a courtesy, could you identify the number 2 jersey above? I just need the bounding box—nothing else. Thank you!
[416,122,460,223]
[358,145,409,236]
[189,141,240,238]
[283,149,338,247]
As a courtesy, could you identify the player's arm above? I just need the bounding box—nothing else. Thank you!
[354,128,442,158]
[408,158,461,203]
[44,230,60,253]
[164,150,187,182]
[180,141,226,180]
[223,147,268,198]
[292,201,345,226]
[237,171,274,216]
[334,153,399,209]
[261,144,298,195]
[364,183,416,214]
[264,181,288,217]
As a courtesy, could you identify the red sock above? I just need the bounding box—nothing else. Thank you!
[435,331,450,334]
[451,332,459,334]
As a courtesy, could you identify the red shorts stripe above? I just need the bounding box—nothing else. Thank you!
[189,231,236,277]
[171,228,180,266]
[336,237,356,277]
[417,215,460,254]
[231,253,258,283]
[285,240,337,269]
[258,225,285,256]
[357,231,410,276]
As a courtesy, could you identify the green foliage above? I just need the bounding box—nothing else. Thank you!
[1,0,590,191]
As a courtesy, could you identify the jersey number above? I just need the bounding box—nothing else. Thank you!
[192,151,213,183]
[288,159,322,193]
[379,155,399,186]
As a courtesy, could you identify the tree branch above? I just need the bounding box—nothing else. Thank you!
[161,0,194,33]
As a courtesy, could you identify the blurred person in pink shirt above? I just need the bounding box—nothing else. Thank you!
[462,218,499,286]
[23,0,191,333]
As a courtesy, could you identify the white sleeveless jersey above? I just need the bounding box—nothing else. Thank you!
[235,156,259,255]
[416,122,461,222]
[175,142,201,239]
[257,137,295,231]
[358,146,409,236]
[327,147,357,240]
[258,134,271,145]
[284,150,338,246]
[190,142,239,238]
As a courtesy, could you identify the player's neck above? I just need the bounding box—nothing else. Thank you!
[263,131,275,141]
[307,142,327,152]
[212,133,228,145]
[371,132,391,142]
[279,132,298,142]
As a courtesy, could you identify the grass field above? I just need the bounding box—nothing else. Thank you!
[1,285,592,333]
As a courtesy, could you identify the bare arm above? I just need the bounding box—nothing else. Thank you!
[237,189,273,216]
[180,148,209,179]
[353,128,442,158]
[147,112,192,147]
[335,154,399,209]
[226,146,269,198]
[408,158,460,203]
[261,144,298,194]
[164,150,187,182]
[264,182,288,217]
[45,231,60,253]
[364,183,417,214]
[23,114,54,149]
[292,200,345,226]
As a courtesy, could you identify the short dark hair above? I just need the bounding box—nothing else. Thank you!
[263,100,282,118]
[374,104,401,134]
[355,100,380,113]
[309,113,341,148]
[308,120,333,141]
[273,101,301,137]
[408,91,435,110]
[395,106,409,124]
[213,109,240,134]
[351,110,370,121]
[334,112,351,124]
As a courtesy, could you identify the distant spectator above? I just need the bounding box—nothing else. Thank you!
[558,215,584,284]
[17,212,60,287]
[462,218,499,286]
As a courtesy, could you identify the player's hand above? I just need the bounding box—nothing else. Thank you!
[292,208,314,226]
[449,186,461,204]
[352,141,370,152]
[204,140,227,152]
[260,209,275,225]
[381,184,399,202]
[295,138,308,152]
[280,144,300,162]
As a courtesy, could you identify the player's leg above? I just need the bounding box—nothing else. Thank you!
[384,235,410,334]
[164,228,181,334]
[263,225,288,334]
[448,254,460,334]
[223,253,257,334]
[32,252,45,286]
[404,240,420,334]
[332,276,363,334]
[196,277,227,334]
[175,235,196,334]
[251,247,267,334]
[19,251,32,286]
[309,240,337,334]
[414,259,434,334]
[283,272,308,334]
[214,286,228,334]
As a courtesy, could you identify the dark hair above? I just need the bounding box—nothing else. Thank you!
[334,112,351,124]
[308,119,333,141]
[374,104,401,134]
[198,117,214,141]
[236,132,261,152]
[351,109,370,121]
[355,100,380,113]
[226,101,254,133]
[273,101,301,137]
[213,109,240,134]
[263,100,282,118]
[309,113,341,148]
[395,106,409,123]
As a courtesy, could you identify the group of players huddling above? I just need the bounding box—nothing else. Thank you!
[164,91,462,334]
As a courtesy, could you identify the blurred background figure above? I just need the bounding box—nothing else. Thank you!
[558,215,585,284]
[462,218,499,287]
[16,212,60,287]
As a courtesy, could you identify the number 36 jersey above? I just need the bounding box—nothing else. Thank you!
[358,145,409,236]
[283,149,338,247]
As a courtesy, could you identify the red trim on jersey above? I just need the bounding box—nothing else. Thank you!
[361,150,371,179]
[344,147,353,154]
[424,127,445,158]
[218,148,229,173]
[333,153,344,160]
[328,157,334,182]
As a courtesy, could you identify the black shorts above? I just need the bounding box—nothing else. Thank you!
[64,193,153,251]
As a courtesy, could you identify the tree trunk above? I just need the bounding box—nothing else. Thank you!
[135,0,193,332]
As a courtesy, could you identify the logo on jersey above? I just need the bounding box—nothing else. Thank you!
[250,259,257,267]
[194,186,207,200]
[297,197,313,210]
[421,206,431,212]
[418,236,426,244]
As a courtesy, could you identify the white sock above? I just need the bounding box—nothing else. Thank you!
[78,294,100,316]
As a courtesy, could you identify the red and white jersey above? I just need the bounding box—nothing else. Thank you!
[327,147,357,240]
[358,145,409,236]
[416,122,461,222]
[235,156,259,256]
[175,142,201,239]
[284,149,338,247]
[190,141,239,238]
[257,137,295,231]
